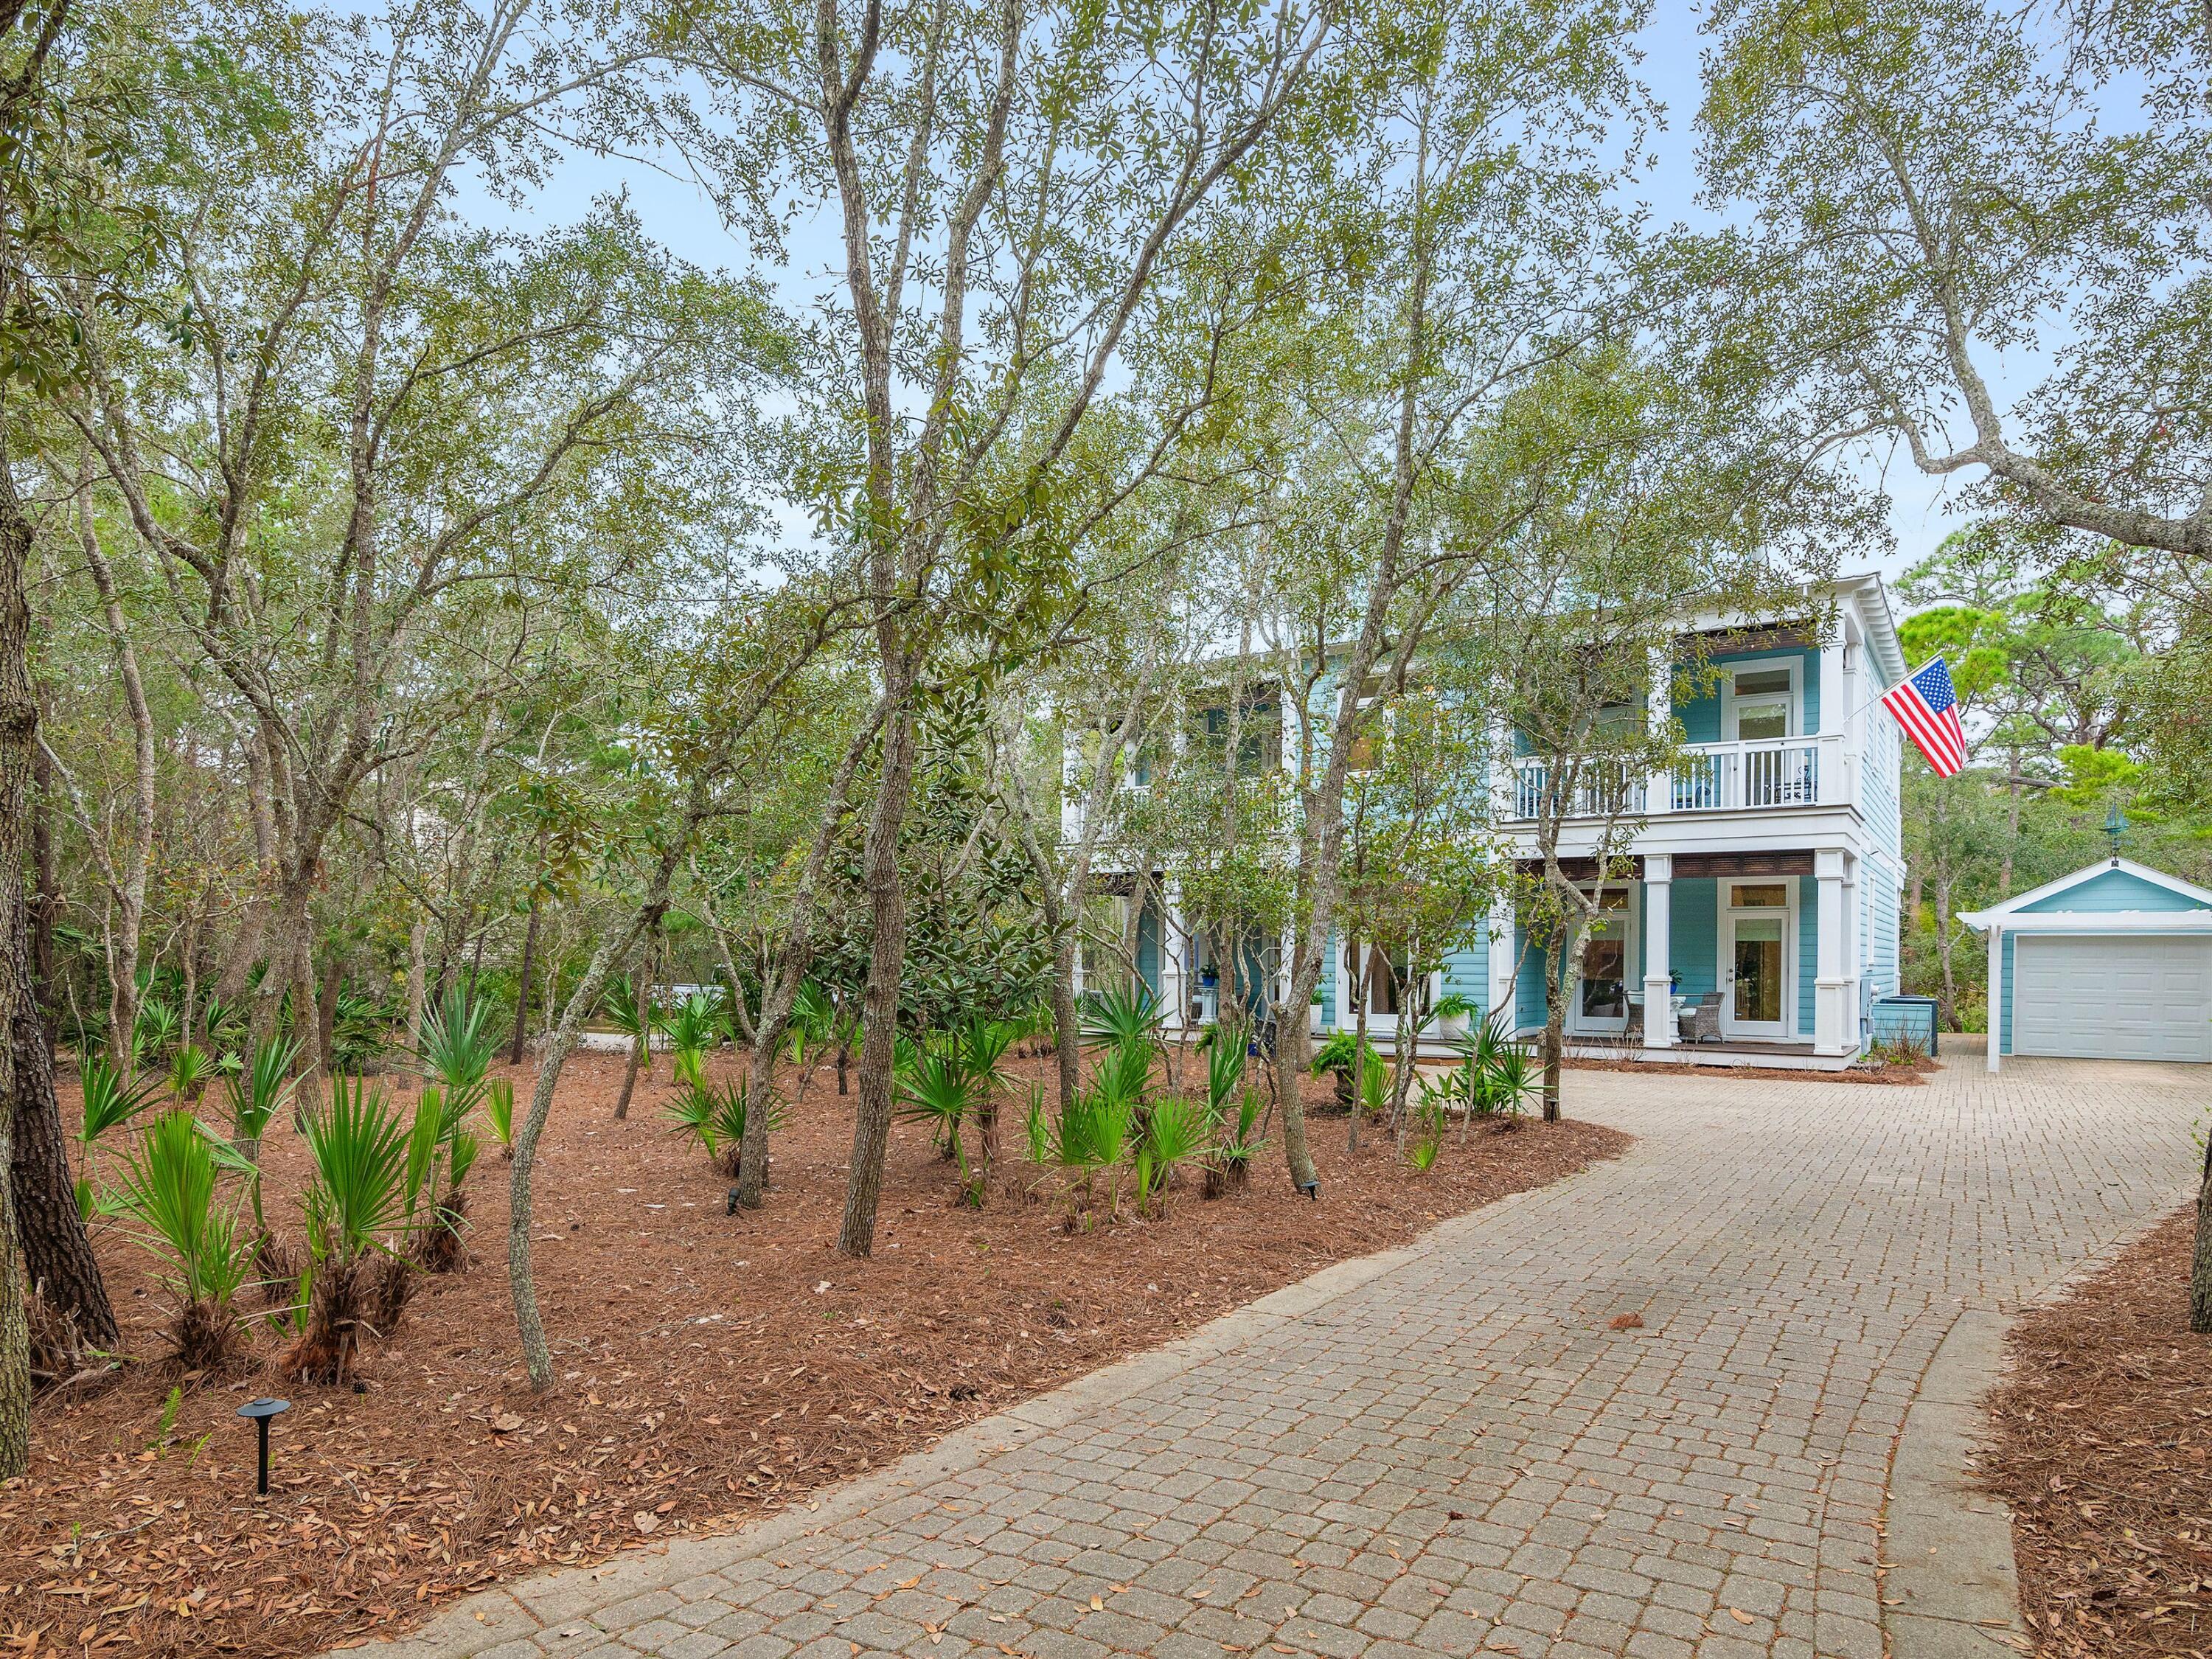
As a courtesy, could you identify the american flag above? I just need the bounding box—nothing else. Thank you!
[1881,657,1968,777]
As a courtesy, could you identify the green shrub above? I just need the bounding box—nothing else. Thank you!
[165,1042,214,1105]
[602,976,658,1056]
[1134,1094,1207,1214]
[132,996,182,1065]
[484,1077,515,1152]
[208,1037,300,1235]
[416,984,497,1117]
[331,987,390,1073]
[1203,1089,1267,1196]
[1078,985,1163,1052]
[75,1054,162,1222]
[287,1077,433,1382]
[101,1110,257,1371]
[664,990,720,1060]
[664,1077,785,1178]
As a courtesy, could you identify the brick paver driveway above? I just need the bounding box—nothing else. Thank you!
[380,1047,2202,1659]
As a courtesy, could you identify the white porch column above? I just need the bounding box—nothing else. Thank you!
[1487,894,1517,1032]
[1161,879,1187,1034]
[1813,848,1854,1056]
[1818,614,1847,737]
[1486,718,1517,823]
[1641,853,1674,1050]
[1986,925,2003,1073]
[1646,646,1673,815]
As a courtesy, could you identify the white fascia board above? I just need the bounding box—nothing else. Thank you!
[1832,573,1908,686]
[1958,856,2212,924]
[1956,909,2212,934]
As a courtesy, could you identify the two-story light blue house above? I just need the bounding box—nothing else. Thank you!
[1472,574,1910,1068]
[1077,574,1913,1070]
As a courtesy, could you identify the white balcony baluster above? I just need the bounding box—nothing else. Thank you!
[1511,735,1837,818]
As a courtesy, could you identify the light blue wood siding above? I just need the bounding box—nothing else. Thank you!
[1861,712,1902,866]
[2017,867,2211,914]
[1137,905,1160,995]
[1866,870,1899,998]
[1516,927,1549,1032]
[1317,926,1336,1028]
[1673,647,1823,742]
[1444,936,1487,1007]
[1797,874,1818,1037]
[1672,879,1719,998]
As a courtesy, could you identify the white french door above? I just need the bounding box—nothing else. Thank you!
[1722,880,1795,1040]
[1566,888,1636,1037]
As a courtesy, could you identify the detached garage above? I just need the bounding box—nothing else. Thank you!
[1961,858,2212,1071]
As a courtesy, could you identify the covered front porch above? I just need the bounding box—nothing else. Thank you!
[1499,849,1866,1061]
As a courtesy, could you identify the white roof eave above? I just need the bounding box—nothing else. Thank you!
[1958,909,2212,933]
[1955,856,2212,929]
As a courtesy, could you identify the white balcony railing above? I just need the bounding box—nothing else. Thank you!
[1511,758,1642,821]
[1510,735,1848,819]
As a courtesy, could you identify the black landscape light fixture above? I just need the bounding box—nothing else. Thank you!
[1299,1179,1320,1201]
[726,1186,740,1216]
[237,1397,289,1496]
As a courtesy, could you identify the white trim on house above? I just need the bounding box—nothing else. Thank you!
[1719,655,1804,742]
[1564,886,1638,1037]
[1334,942,1441,1039]
[1719,876,1800,1040]
[1958,856,2212,926]
[1964,910,2212,934]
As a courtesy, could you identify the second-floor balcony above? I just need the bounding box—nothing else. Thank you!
[1511,734,1850,821]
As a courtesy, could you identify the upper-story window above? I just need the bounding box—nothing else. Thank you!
[1726,664,1796,741]
[1192,693,1280,776]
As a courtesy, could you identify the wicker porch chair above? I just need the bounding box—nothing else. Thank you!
[1685,992,1722,1044]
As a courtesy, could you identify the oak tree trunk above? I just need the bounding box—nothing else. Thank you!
[1052,936,1081,1117]
[8,865,114,1352]
[613,936,652,1121]
[0,437,41,1473]
[511,920,648,1389]
[314,952,341,1078]
[1540,949,1568,1123]
[838,707,919,1259]
[507,897,540,1064]
[403,917,428,1066]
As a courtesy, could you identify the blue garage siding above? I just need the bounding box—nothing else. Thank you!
[2018,867,2211,914]
[2000,931,2016,1055]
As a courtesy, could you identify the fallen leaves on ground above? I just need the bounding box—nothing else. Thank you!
[1983,1206,2212,1659]
[9,1051,1625,1659]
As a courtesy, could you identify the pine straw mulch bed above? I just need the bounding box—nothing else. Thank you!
[1983,1207,2212,1659]
[5,1050,1624,1659]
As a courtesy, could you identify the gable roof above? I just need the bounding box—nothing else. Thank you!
[1958,857,2212,932]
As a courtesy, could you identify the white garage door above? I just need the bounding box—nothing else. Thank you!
[2014,934,2212,1062]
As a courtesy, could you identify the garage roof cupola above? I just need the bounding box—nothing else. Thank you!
[1958,858,2212,1073]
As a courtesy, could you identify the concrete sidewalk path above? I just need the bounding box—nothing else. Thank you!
[362,1043,2198,1659]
